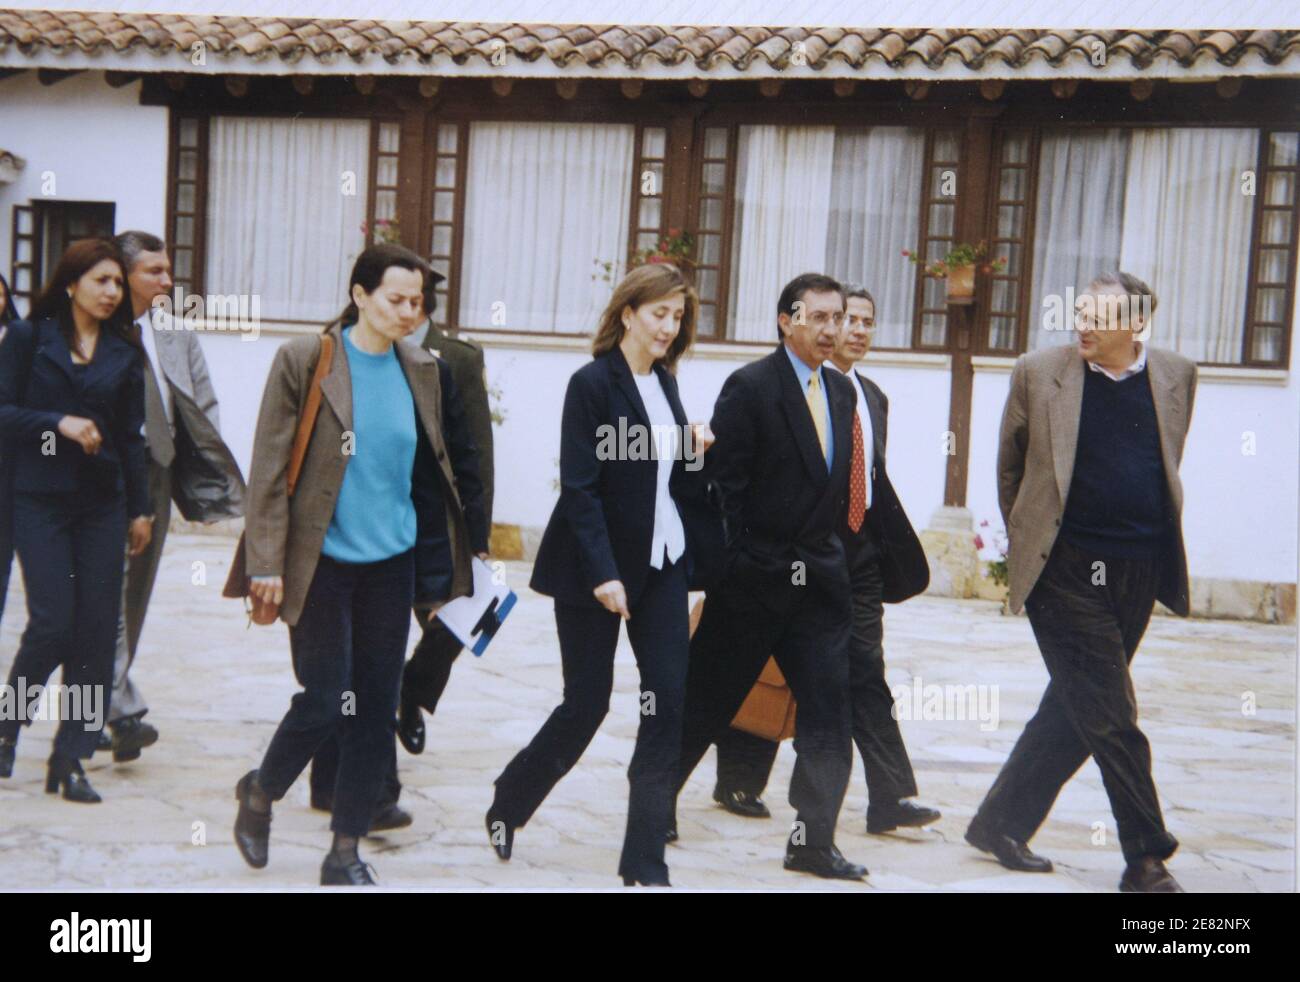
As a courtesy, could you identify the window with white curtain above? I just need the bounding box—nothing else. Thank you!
[206,116,371,323]
[1029,127,1257,363]
[727,125,926,345]
[459,122,634,333]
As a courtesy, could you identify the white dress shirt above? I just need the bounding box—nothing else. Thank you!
[632,370,687,570]
[825,361,874,510]
[136,309,174,429]
[1087,341,1148,382]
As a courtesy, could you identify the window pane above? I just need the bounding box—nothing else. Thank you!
[1031,126,1257,363]
[932,129,959,162]
[1001,132,1029,164]
[923,275,946,310]
[434,191,454,222]
[642,127,666,159]
[374,189,397,223]
[461,122,634,332]
[1252,324,1283,362]
[636,231,659,251]
[698,301,716,335]
[990,278,1015,314]
[173,248,192,281]
[379,121,400,154]
[999,166,1026,202]
[1265,171,1295,206]
[1257,247,1289,284]
[431,224,452,256]
[1002,241,1022,276]
[175,216,194,246]
[704,127,728,159]
[179,150,197,182]
[921,313,947,346]
[988,315,1015,350]
[1261,208,1292,245]
[702,162,726,196]
[436,125,458,153]
[931,166,957,198]
[700,196,723,230]
[929,201,954,237]
[206,116,370,321]
[376,155,398,187]
[179,117,199,148]
[435,157,456,188]
[696,268,718,302]
[1268,131,1298,166]
[997,204,1023,239]
[1256,287,1286,323]
[638,196,661,231]
[641,161,664,198]
[697,232,721,266]
[176,183,195,213]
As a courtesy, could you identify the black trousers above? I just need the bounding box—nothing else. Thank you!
[307,612,461,811]
[677,568,852,849]
[257,550,413,837]
[492,557,688,883]
[713,531,919,810]
[0,461,12,626]
[970,537,1178,864]
[0,491,124,760]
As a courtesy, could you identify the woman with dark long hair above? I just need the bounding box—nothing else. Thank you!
[486,263,718,886]
[0,241,152,801]
[0,271,21,630]
[231,243,479,885]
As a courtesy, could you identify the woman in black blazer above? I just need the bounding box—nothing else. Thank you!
[486,263,718,886]
[0,240,152,802]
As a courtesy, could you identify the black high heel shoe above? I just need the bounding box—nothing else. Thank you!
[0,736,15,779]
[45,756,101,804]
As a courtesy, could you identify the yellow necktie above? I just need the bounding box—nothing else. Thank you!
[806,371,828,458]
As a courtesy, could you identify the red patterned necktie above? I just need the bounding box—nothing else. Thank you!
[848,411,867,532]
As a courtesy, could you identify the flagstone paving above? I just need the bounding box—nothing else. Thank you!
[1,535,1293,892]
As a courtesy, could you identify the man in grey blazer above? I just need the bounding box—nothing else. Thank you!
[103,231,229,762]
[966,271,1196,893]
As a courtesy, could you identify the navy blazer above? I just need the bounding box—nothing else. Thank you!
[530,346,721,607]
[0,317,150,517]
[706,344,857,614]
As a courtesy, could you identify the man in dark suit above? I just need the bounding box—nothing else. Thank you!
[709,288,939,835]
[395,269,496,755]
[966,272,1195,893]
[673,272,866,880]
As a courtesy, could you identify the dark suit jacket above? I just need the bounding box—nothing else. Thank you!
[530,346,719,607]
[422,321,495,527]
[848,370,930,603]
[707,344,856,615]
[0,316,150,517]
[435,357,490,555]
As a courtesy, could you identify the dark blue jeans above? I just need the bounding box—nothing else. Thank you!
[0,459,13,626]
[257,549,413,837]
[0,490,124,760]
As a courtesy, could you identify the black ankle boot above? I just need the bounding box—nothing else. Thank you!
[0,736,15,779]
[45,756,101,803]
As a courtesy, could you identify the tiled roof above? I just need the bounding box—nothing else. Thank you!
[1,13,1297,78]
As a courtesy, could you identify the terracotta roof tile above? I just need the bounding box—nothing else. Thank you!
[0,13,1295,76]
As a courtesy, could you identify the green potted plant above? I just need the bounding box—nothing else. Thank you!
[594,228,695,284]
[903,241,1006,301]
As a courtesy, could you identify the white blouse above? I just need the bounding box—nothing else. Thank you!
[632,371,687,570]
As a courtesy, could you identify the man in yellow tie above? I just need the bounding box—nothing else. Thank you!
[674,273,866,881]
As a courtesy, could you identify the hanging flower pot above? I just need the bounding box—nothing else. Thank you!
[946,263,976,300]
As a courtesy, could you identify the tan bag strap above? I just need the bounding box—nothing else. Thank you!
[285,334,334,499]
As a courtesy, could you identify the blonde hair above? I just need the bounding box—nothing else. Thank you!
[591,263,698,372]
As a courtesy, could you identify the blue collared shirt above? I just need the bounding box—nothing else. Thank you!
[783,342,834,470]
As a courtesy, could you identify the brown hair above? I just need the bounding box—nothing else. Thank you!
[29,238,138,352]
[591,263,698,372]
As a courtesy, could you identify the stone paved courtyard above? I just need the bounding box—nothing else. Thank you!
[1,533,1294,892]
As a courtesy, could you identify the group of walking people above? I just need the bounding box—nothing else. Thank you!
[1,235,1194,893]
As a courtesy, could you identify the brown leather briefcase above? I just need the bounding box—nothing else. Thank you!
[688,598,796,742]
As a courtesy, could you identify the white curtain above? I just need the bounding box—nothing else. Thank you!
[1029,129,1127,350]
[460,122,633,333]
[1030,126,1257,361]
[206,117,370,323]
[825,128,926,348]
[1120,128,1255,364]
[728,126,836,342]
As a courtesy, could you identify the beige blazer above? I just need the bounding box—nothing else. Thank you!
[998,343,1197,616]
[244,322,473,626]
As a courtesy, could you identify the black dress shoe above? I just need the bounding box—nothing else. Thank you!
[0,736,15,779]
[111,717,159,763]
[1120,857,1183,893]
[94,730,113,754]
[965,824,1053,873]
[486,809,514,860]
[367,803,413,834]
[784,843,868,881]
[867,799,942,834]
[320,852,377,886]
[45,757,101,803]
[397,698,426,756]
[622,874,671,887]
[233,770,271,869]
[713,786,771,818]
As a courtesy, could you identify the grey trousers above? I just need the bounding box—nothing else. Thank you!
[109,462,171,724]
